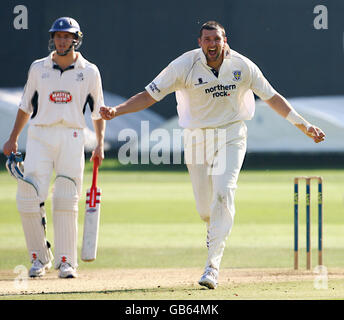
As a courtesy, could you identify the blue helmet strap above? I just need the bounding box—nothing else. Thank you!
[56,42,74,56]
[48,37,79,56]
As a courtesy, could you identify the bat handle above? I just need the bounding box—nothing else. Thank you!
[92,157,99,188]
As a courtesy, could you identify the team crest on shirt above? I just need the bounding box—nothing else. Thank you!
[232,70,242,81]
[194,77,208,86]
[76,72,84,81]
[49,91,72,103]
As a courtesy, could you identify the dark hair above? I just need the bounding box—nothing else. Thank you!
[199,21,226,38]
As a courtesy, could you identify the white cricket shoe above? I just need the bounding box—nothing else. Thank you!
[198,267,218,289]
[29,260,52,278]
[58,262,77,279]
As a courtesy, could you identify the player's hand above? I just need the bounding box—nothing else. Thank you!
[307,125,325,143]
[297,124,325,143]
[100,106,116,120]
[3,139,18,156]
[90,144,104,166]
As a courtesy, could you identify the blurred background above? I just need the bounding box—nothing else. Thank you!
[0,0,343,168]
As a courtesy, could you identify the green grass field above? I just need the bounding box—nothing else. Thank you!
[0,161,344,300]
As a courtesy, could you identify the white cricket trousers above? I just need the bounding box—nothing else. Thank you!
[24,125,85,199]
[21,124,85,268]
[184,121,247,272]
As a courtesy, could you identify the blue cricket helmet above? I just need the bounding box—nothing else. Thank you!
[48,17,83,54]
[49,17,81,35]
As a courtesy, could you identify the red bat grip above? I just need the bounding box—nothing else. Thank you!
[91,157,99,188]
[88,157,99,208]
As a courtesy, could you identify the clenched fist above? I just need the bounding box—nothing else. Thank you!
[100,106,116,120]
[296,124,325,143]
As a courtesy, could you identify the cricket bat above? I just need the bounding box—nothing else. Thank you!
[81,157,101,261]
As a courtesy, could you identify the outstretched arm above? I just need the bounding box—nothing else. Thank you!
[264,93,325,143]
[100,91,157,120]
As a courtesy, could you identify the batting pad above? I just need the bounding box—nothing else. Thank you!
[52,176,79,269]
[16,178,51,264]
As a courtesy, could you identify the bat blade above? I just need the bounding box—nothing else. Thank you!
[81,186,101,261]
[81,159,101,262]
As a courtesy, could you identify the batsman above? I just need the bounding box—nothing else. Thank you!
[3,17,105,278]
[100,21,325,289]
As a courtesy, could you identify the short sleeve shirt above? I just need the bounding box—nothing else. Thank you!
[145,47,276,129]
[19,52,104,129]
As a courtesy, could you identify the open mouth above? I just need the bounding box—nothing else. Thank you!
[208,48,217,57]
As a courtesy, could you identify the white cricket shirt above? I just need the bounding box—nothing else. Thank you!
[145,47,277,129]
[19,52,104,129]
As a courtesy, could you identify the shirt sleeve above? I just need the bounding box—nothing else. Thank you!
[19,63,37,114]
[89,66,104,120]
[248,60,277,101]
[145,63,181,101]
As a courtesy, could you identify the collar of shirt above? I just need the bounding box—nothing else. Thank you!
[43,51,87,69]
[198,44,231,68]
[53,63,75,73]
